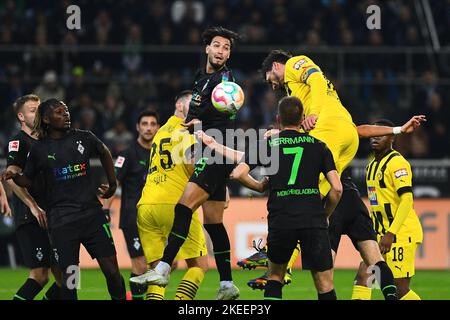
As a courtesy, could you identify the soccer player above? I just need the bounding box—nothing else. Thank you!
[356,119,423,300]
[197,96,343,300]
[131,90,208,300]
[239,115,425,299]
[3,94,62,300]
[104,110,159,300]
[136,26,241,300]
[262,49,359,196]
[1,99,126,300]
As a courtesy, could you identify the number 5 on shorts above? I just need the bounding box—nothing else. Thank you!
[283,147,304,185]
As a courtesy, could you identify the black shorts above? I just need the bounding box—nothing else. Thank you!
[16,222,53,269]
[189,148,235,201]
[328,188,377,252]
[267,227,333,272]
[50,211,116,269]
[121,222,144,258]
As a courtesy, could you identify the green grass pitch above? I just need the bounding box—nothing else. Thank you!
[1,268,450,300]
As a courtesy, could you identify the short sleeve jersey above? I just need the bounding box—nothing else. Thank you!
[6,131,47,227]
[245,130,336,229]
[186,66,236,137]
[114,140,150,228]
[23,129,105,228]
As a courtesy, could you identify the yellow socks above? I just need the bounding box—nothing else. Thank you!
[351,285,372,300]
[175,267,205,300]
[145,285,165,300]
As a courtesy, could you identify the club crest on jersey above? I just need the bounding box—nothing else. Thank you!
[394,168,408,179]
[376,171,383,181]
[368,186,378,205]
[8,140,20,152]
[293,59,307,70]
[76,140,85,154]
[115,156,125,168]
[36,248,43,261]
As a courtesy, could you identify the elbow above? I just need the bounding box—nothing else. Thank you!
[333,183,343,198]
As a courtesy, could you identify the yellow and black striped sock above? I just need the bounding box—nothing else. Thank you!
[175,267,205,300]
[351,285,372,300]
[145,285,165,300]
[400,290,421,300]
[287,242,300,270]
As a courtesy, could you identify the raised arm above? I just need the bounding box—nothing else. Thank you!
[357,115,426,139]
[195,130,244,163]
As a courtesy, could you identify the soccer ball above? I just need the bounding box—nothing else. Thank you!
[211,81,245,114]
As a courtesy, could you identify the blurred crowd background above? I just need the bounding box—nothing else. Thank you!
[0,0,449,158]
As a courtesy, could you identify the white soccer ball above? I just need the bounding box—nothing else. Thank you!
[211,81,245,114]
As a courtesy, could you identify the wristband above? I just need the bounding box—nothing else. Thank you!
[392,126,402,135]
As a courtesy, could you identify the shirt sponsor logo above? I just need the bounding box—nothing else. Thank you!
[394,168,408,179]
[115,156,125,168]
[368,186,378,205]
[8,140,20,152]
[53,162,87,181]
[293,59,307,70]
[276,188,319,197]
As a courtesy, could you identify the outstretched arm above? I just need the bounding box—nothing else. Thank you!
[195,130,245,163]
[230,163,269,193]
[357,115,426,138]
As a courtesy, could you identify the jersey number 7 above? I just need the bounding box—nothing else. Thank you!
[283,146,304,185]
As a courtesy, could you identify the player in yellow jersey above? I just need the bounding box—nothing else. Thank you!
[261,49,359,196]
[359,119,423,300]
[130,91,208,300]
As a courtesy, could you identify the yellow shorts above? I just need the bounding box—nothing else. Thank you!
[376,232,421,279]
[384,241,420,279]
[137,204,207,264]
[309,118,359,196]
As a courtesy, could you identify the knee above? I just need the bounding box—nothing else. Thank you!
[30,268,50,287]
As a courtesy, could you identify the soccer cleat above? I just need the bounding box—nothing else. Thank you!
[237,239,268,270]
[216,284,240,300]
[129,269,170,287]
[247,271,269,290]
[247,269,293,290]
